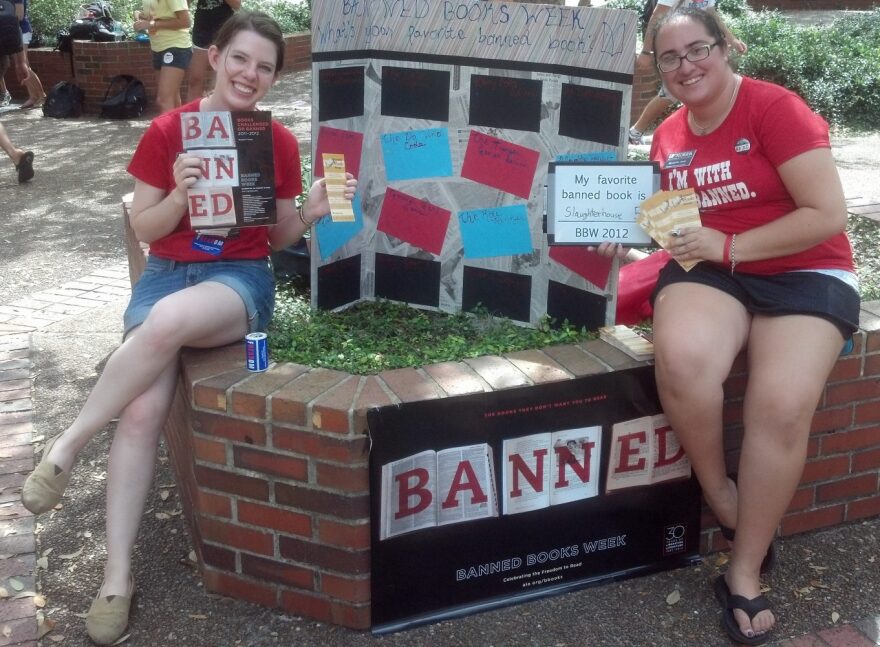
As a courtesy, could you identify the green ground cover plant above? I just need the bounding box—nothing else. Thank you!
[268,279,592,375]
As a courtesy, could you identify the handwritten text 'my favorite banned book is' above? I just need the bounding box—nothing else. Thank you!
[181,111,276,229]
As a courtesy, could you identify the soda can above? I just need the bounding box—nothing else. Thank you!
[245,332,269,372]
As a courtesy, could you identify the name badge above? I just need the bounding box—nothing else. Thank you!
[192,234,226,256]
[664,150,697,169]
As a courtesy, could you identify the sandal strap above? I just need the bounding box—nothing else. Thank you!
[727,593,771,620]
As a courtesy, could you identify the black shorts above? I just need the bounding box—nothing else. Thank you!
[192,3,234,48]
[152,47,193,71]
[651,261,860,337]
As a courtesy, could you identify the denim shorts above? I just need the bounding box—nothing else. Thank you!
[652,261,860,337]
[123,256,275,337]
[152,47,193,71]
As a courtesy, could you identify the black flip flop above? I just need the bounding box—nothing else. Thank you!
[719,524,777,574]
[714,575,773,646]
[16,151,34,183]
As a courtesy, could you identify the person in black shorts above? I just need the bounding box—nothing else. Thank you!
[187,0,239,101]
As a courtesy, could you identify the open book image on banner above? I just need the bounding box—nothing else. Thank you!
[606,414,691,492]
[380,443,498,540]
[503,426,602,515]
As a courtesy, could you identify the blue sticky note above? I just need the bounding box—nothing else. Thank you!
[458,205,533,259]
[555,150,617,162]
[381,128,453,181]
[314,191,364,260]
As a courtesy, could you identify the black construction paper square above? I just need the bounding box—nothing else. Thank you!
[381,66,450,121]
[559,83,622,146]
[469,74,542,132]
[318,66,365,122]
[462,266,531,323]
[316,254,361,311]
[374,253,441,307]
[547,279,608,331]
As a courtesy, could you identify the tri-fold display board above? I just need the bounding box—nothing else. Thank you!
[310,0,640,330]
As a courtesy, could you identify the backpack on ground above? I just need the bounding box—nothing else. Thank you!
[99,74,146,119]
[43,81,85,118]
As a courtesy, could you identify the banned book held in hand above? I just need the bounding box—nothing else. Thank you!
[181,110,276,230]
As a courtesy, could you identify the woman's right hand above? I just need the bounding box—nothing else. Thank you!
[589,242,630,258]
[171,153,202,205]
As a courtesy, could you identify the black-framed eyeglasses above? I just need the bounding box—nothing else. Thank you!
[657,42,719,73]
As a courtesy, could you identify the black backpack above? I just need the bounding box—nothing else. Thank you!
[0,0,23,57]
[57,1,122,52]
[100,74,146,119]
[43,81,85,118]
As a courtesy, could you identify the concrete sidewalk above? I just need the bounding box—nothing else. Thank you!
[1,36,879,647]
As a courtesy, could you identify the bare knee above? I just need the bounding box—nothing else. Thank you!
[745,392,815,450]
[655,343,724,395]
[136,303,189,355]
[116,395,167,444]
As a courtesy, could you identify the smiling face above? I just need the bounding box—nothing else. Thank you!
[208,29,280,111]
[654,15,732,110]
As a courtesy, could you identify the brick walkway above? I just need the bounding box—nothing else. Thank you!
[0,264,130,647]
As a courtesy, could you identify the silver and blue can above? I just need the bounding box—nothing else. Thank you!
[245,332,269,372]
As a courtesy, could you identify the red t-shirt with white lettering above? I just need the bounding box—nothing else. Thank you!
[127,99,301,261]
[650,76,854,275]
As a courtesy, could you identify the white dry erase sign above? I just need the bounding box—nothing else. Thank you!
[546,161,660,246]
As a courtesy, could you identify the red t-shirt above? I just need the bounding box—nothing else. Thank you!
[650,76,854,275]
[127,99,301,261]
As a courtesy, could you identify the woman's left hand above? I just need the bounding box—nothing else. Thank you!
[667,226,726,265]
[303,172,358,222]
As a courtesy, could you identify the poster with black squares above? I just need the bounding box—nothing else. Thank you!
[310,0,637,329]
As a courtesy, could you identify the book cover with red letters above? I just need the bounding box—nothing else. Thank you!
[180,111,276,229]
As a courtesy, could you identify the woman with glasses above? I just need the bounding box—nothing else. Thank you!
[636,8,856,646]
[629,0,746,145]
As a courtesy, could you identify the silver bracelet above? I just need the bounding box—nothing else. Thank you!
[729,233,737,274]
[298,204,312,227]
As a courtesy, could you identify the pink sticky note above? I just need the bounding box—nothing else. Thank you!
[377,188,451,256]
[549,246,614,290]
[461,131,540,199]
[314,126,363,179]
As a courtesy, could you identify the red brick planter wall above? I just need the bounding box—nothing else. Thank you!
[4,32,310,114]
[157,310,880,629]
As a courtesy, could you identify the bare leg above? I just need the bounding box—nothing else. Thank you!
[23,68,45,104]
[632,94,676,135]
[652,282,749,529]
[186,48,210,102]
[156,65,187,114]
[45,282,249,472]
[0,121,25,165]
[19,47,46,107]
[726,314,843,637]
[101,353,179,597]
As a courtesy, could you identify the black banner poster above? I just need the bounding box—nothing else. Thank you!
[368,366,701,633]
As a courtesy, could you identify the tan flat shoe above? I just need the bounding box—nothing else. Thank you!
[86,575,135,645]
[21,435,70,514]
